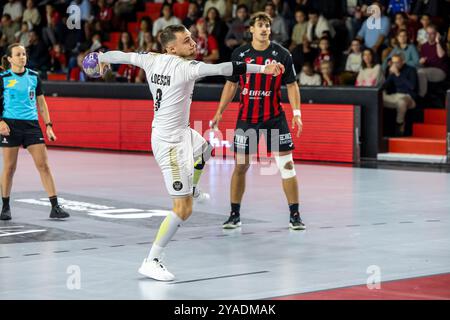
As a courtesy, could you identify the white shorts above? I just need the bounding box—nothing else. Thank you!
[151,127,206,197]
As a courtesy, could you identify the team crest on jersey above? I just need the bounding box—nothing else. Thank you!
[245,57,254,64]
[272,51,279,57]
[173,181,183,191]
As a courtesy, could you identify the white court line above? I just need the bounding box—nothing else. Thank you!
[88,209,144,214]
[0,230,47,237]
[0,226,24,229]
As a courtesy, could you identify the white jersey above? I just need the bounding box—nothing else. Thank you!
[130,53,201,133]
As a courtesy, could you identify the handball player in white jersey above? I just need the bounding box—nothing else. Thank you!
[97,24,284,281]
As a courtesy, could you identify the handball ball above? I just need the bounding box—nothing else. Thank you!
[82,52,102,78]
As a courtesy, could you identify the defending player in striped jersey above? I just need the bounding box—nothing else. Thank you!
[96,24,285,281]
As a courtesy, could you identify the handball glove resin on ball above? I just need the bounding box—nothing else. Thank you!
[82,52,104,78]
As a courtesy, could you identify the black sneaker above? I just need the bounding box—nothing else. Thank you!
[50,205,70,219]
[0,207,11,221]
[289,212,305,230]
[223,212,241,229]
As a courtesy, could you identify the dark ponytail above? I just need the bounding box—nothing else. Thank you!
[1,43,25,71]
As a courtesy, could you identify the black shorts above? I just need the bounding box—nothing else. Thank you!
[233,112,295,154]
[0,119,45,148]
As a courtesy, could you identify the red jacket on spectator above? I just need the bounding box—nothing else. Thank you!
[195,34,218,61]
[117,64,141,83]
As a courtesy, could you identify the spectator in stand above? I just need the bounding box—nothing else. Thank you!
[69,52,88,82]
[194,18,219,64]
[416,14,431,48]
[305,9,334,48]
[320,61,338,86]
[49,44,67,73]
[22,0,41,30]
[118,31,135,52]
[14,22,31,47]
[0,14,19,45]
[136,17,152,50]
[2,0,23,25]
[173,0,190,20]
[89,33,108,52]
[417,25,448,98]
[356,48,384,87]
[387,0,412,16]
[382,53,418,136]
[193,0,206,17]
[117,64,141,83]
[291,38,318,73]
[96,0,114,32]
[298,62,322,86]
[183,2,200,30]
[314,37,333,72]
[390,12,416,44]
[27,31,50,72]
[340,38,363,85]
[271,0,291,21]
[265,2,289,46]
[205,7,228,61]
[114,0,138,30]
[383,29,419,71]
[289,8,307,52]
[412,0,441,18]
[42,4,63,48]
[152,4,181,37]
[356,1,390,54]
[203,0,227,19]
[137,31,154,52]
[225,4,249,51]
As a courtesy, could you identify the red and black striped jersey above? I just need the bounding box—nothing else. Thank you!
[226,42,297,124]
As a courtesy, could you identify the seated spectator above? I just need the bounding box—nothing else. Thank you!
[173,0,190,20]
[291,38,318,73]
[416,14,431,48]
[27,31,50,72]
[265,2,288,46]
[356,48,384,86]
[96,0,114,32]
[340,38,363,85]
[356,1,390,54]
[89,33,108,52]
[49,44,67,73]
[203,0,227,19]
[225,4,249,51]
[412,0,441,18]
[69,52,88,82]
[114,0,137,29]
[183,2,200,30]
[390,12,416,44]
[15,22,31,47]
[319,61,339,86]
[22,0,41,29]
[383,30,420,71]
[298,62,322,86]
[152,4,182,37]
[314,37,333,72]
[289,8,307,52]
[42,4,64,48]
[3,0,23,24]
[205,7,228,61]
[417,25,448,98]
[137,17,152,50]
[306,9,335,48]
[117,64,141,83]
[0,14,19,45]
[138,31,155,52]
[194,18,219,64]
[118,31,135,52]
[382,53,418,136]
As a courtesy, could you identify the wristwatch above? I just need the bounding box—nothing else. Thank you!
[45,122,53,127]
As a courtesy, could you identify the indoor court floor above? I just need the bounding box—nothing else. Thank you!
[0,149,449,299]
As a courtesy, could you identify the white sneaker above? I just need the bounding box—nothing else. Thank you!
[138,258,175,281]
[193,188,210,202]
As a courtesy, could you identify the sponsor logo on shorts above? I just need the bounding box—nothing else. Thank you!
[173,181,183,191]
[39,138,44,140]
[279,133,293,145]
[234,134,248,149]
[2,137,8,144]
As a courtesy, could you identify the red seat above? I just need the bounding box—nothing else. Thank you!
[47,73,66,81]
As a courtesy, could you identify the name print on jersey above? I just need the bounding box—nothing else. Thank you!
[150,73,171,86]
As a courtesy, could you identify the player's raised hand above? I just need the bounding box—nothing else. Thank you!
[98,52,110,77]
[264,63,285,76]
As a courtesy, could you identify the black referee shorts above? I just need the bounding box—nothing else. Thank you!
[0,119,45,149]
[233,111,295,155]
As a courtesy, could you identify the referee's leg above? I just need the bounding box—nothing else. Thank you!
[1,147,19,220]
